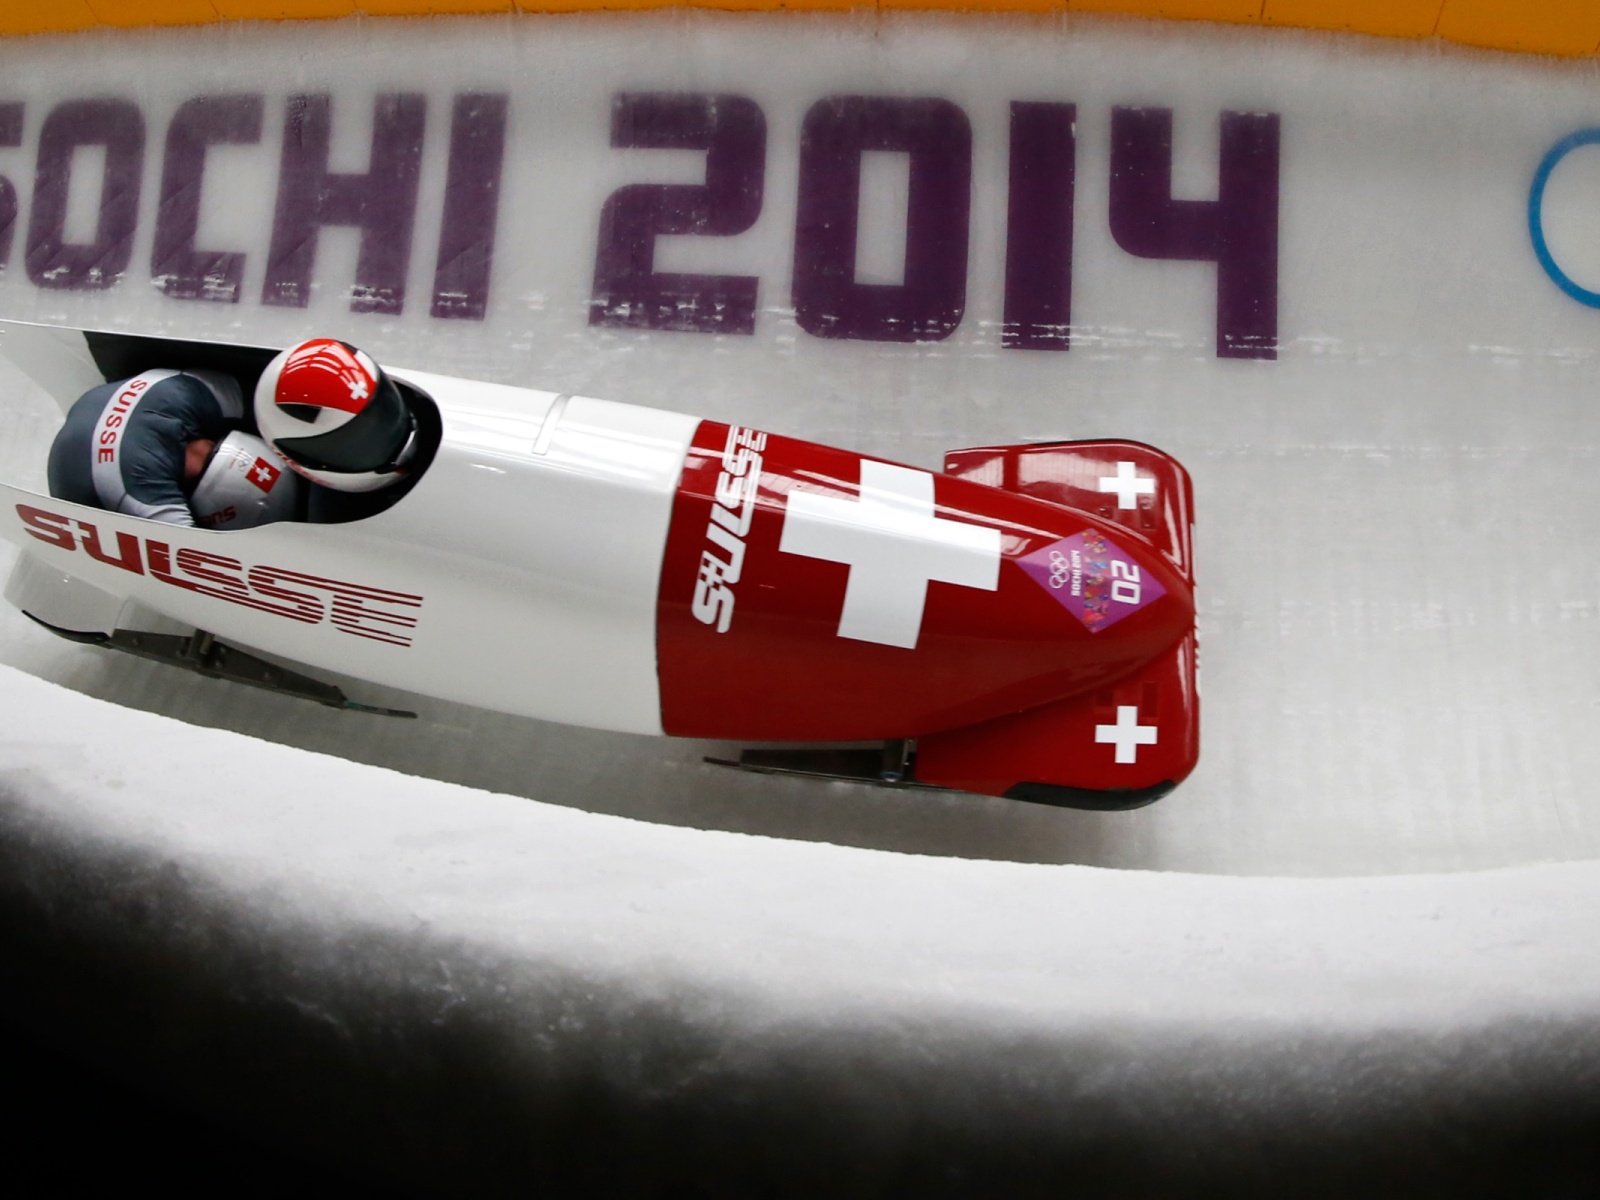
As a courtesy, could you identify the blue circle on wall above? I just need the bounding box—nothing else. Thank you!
[1529,129,1600,308]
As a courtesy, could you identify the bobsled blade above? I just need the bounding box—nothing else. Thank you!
[24,614,416,718]
[706,740,946,790]
[20,612,109,645]
[338,699,420,718]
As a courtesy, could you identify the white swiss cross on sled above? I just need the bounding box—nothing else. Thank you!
[1098,461,1156,510]
[248,458,281,493]
[779,461,1001,649]
[1095,705,1158,764]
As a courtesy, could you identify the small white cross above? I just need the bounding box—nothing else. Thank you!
[779,460,1001,649]
[1098,461,1155,510]
[254,465,273,483]
[346,376,369,401]
[1095,705,1158,764]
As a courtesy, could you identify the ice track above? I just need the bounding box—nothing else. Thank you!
[2,12,1600,1192]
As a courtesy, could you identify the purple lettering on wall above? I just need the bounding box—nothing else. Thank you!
[793,97,971,343]
[1003,102,1076,352]
[1109,107,1280,360]
[152,95,263,303]
[263,93,425,315]
[0,102,22,272]
[589,93,766,335]
[431,93,508,321]
[26,99,145,291]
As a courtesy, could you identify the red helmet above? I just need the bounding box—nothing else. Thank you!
[253,338,416,493]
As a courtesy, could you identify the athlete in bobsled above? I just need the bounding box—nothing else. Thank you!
[253,337,435,523]
[47,366,300,531]
[46,338,426,531]
[255,339,420,493]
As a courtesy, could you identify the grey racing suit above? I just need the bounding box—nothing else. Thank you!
[47,369,245,526]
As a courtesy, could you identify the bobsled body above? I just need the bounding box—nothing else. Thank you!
[1,326,1199,805]
[661,421,1191,741]
[7,374,694,736]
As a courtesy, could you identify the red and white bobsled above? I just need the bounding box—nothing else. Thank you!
[0,323,1198,809]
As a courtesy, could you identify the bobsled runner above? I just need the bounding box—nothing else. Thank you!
[0,322,1198,810]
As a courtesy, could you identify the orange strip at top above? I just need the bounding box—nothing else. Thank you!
[1,0,1596,58]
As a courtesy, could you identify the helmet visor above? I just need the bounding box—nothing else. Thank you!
[276,374,412,474]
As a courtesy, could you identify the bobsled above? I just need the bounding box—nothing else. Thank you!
[0,322,1198,809]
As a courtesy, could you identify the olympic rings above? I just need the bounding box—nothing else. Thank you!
[1529,129,1600,308]
[1048,549,1072,589]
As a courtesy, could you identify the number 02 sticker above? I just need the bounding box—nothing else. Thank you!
[1018,530,1165,633]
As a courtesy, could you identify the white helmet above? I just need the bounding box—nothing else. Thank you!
[253,338,417,493]
[190,432,303,530]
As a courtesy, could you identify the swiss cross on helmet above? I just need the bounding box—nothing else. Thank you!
[254,338,417,493]
[190,432,303,530]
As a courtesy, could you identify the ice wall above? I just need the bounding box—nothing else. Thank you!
[2,13,1600,1186]
[2,659,1598,1192]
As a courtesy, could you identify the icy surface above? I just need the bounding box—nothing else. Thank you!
[5,655,1596,1187]
[4,657,1599,1030]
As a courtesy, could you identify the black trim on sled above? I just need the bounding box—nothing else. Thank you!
[710,740,1176,810]
[85,330,280,395]
[1003,780,1175,811]
[705,740,946,791]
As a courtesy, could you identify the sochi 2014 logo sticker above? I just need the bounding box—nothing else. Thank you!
[1018,531,1164,633]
